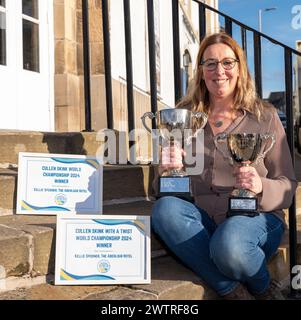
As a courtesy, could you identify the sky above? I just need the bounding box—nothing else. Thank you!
[218,0,301,98]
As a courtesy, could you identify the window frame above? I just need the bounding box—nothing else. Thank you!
[0,3,7,66]
[22,0,40,72]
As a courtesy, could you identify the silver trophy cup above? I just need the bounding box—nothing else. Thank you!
[141,108,207,200]
[215,132,275,216]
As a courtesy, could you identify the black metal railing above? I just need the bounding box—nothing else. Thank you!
[81,0,92,131]
[147,0,158,130]
[101,0,113,130]
[82,0,301,297]
[172,0,182,103]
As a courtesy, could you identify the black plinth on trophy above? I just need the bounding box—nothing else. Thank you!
[227,196,259,217]
[157,176,194,202]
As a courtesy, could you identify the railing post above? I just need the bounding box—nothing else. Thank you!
[285,49,295,157]
[253,32,262,98]
[82,0,92,131]
[241,27,247,58]
[285,48,301,298]
[198,2,206,43]
[101,0,113,130]
[147,0,158,163]
[172,0,181,104]
[225,17,232,37]
[123,0,135,162]
[146,0,158,127]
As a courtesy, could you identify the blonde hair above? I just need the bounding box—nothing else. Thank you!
[177,32,270,120]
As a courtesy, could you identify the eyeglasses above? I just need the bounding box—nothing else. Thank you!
[200,58,239,71]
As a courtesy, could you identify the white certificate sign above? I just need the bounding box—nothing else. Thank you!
[17,152,103,215]
[55,214,151,285]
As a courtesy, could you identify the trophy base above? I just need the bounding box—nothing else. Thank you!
[227,197,259,218]
[161,168,187,177]
[157,176,194,202]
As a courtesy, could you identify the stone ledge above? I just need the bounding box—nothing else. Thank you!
[83,287,158,300]
[0,131,105,165]
[0,225,31,276]
[0,215,56,277]
[0,164,298,215]
[0,282,117,300]
[0,169,17,216]
[0,165,155,215]
[127,256,218,300]
[0,256,217,300]
[0,201,300,299]
[0,201,157,281]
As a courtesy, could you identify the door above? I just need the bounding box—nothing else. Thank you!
[0,0,54,131]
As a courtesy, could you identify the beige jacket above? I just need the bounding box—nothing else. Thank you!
[153,108,297,225]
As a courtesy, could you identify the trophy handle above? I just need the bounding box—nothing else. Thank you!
[192,112,208,130]
[185,112,208,144]
[141,112,156,133]
[214,133,234,165]
[256,133,275,163]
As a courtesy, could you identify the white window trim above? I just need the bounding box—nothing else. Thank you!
[22,14,39,24]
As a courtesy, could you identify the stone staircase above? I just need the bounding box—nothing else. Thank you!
[0,131,300,300]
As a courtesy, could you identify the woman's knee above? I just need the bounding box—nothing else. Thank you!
[151,196,199,233]
[210,225,249,267]
[209,223,258,277]
[152,196,184,226]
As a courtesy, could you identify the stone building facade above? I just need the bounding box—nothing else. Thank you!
[53,0,219,132]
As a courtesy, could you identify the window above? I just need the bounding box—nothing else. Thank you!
[22,0,39,72]
[22,0,38,18]
[0,1,6,66]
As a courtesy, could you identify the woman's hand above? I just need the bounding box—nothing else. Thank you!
[233,165,263,195]
[158,143,185,175]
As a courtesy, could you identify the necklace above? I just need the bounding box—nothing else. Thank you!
[214,120,224,128]
[210,110,236,128]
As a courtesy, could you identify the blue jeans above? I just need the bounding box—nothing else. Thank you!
[151,196,285,296]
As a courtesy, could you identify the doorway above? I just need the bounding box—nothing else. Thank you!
[0,0,54,131]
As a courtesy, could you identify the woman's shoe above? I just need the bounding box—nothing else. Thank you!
[254,279,285,300]
[222,284,255,300]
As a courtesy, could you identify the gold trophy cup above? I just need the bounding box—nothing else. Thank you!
[215,133,275,217]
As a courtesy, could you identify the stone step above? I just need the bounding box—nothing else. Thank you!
[1,163,301,216]
[0,169,17,215]
[0,200,300,300]
[0,165,154,215]
[0,201,154,280]
[0,130,109,165]
[1,129,301,217]
[0,255,218,300]
[0,200,217,300]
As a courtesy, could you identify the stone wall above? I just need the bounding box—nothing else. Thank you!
[53,0,219,133]
[54,0,104,132]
